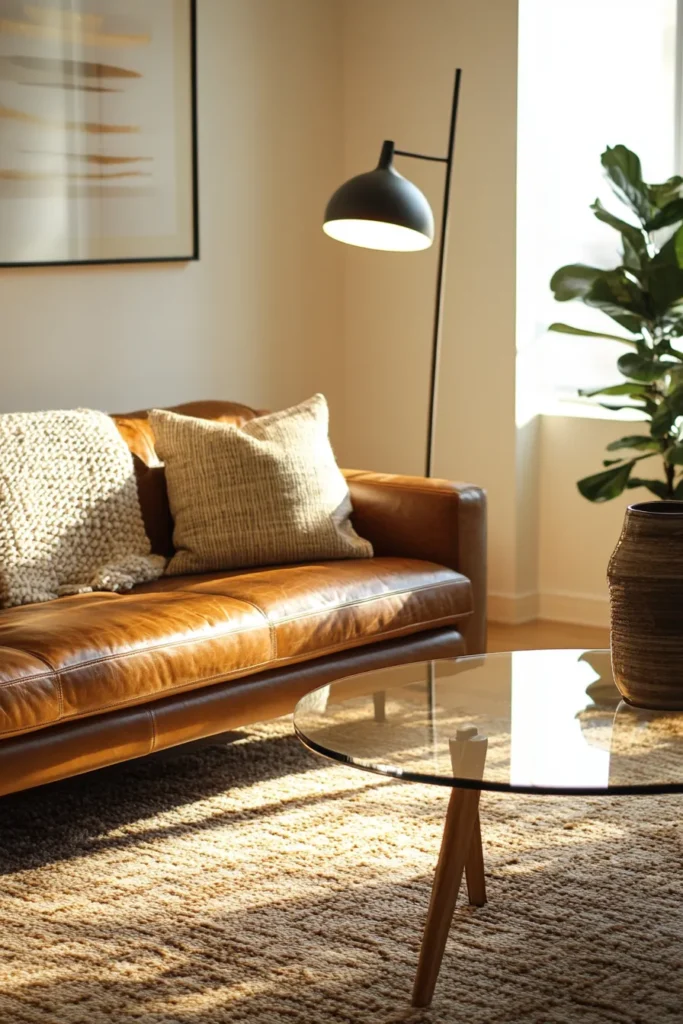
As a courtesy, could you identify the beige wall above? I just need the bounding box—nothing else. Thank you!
[0,0,346,441]
[337,0,521,602]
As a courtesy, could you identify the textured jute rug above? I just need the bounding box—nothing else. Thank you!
[0,719,682,1024]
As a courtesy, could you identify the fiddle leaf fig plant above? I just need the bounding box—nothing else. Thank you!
[550,144,683,501]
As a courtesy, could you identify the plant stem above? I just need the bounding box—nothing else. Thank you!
[665,459,675,497]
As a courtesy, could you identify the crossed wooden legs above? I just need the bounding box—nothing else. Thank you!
[412,730,488,1008]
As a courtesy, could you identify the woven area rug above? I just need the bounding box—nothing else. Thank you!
[1,719,682,1024]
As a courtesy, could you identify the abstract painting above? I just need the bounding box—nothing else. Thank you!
[0,0,197,266]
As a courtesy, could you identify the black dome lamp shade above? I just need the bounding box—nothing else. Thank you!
[323,140,435,252]
[321,68,463,480]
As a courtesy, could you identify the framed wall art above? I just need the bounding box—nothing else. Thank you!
[0,0,198,267]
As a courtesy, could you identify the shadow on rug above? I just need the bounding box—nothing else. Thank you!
[0,718,681,1024]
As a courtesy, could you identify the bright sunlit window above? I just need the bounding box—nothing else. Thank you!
[517,0,678,420]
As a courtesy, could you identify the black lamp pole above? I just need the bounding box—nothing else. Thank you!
[393,69,462,477]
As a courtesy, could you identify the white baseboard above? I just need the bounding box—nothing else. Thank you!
[538,591,609,628]
[489,590,609,628]
[488,591,539,625]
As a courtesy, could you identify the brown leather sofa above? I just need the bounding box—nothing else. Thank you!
[0,400,487,798]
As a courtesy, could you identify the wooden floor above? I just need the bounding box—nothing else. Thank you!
[487,619,609,653]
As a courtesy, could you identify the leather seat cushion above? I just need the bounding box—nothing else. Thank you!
[0,557,471,741]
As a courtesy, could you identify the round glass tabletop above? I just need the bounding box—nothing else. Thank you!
[294,649,683,795]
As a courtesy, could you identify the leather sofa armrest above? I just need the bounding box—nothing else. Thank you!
[344,470,487,654]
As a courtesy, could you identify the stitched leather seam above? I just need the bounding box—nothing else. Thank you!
[272,578,466,625]
[129,587,280,658]
[181,579,464,640]
[0,634,258,694]
[0,647,64,719]
[40,623,266,681]
[0,666,53,687]
[148,578,462,629]
[0,659,274,735]
[0,615,467,737]
[168,579,464,644]
[217,595,278,660]
[271,612,467,662]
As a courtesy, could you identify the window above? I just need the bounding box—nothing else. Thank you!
[517,0,677,419]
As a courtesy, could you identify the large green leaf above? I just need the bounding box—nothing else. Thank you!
[642,233,683,315]
[674,478,683,498]
[579,382,652,398]
[590,198,647,255]
[577,460,635,502]
[587,269,648,313]
[599,401,653,414]
[621,234,642,271]
[601,145,655,224]
[617,352,668,382]
[550,265,603,301]
[584,271,650,333]
[646,265,683,315]
[665,445,683,465]
[648,176,683,209]
[650,383,683,436]
[650,404,674,436]
[606,312,652,334]
[645,199,683,232]
[627,478,671,498]
[674,226,683,270]
[663,381,683,409]
[651,230,679,267]
[606,435,659,452]
[548,322,638,345]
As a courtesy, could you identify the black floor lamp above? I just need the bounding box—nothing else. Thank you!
[323,68,462,479]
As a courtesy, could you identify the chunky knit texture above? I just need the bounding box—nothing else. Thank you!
[151,394,373,575]
[0,409,165,608]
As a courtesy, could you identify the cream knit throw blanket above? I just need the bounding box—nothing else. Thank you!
[0,409,165,609]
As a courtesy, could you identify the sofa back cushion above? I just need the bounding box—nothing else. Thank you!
[112,400,263,558]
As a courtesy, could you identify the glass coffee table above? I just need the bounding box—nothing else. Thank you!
[294,649,683,1007]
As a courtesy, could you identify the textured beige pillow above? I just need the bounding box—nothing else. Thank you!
[150,395,373,575]
[0,409,165,608]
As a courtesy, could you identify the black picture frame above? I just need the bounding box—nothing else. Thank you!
[0,0,199,269]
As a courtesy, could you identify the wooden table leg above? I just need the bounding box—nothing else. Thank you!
[412,784,482,1007]
[451,729,487,907]
[465,810,486,907]
[412,731,488,1008]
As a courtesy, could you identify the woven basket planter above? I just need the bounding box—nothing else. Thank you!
[608,501,683,710]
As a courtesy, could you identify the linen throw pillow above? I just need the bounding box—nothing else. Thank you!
[0,409,165,608]
[150,395,373,575]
